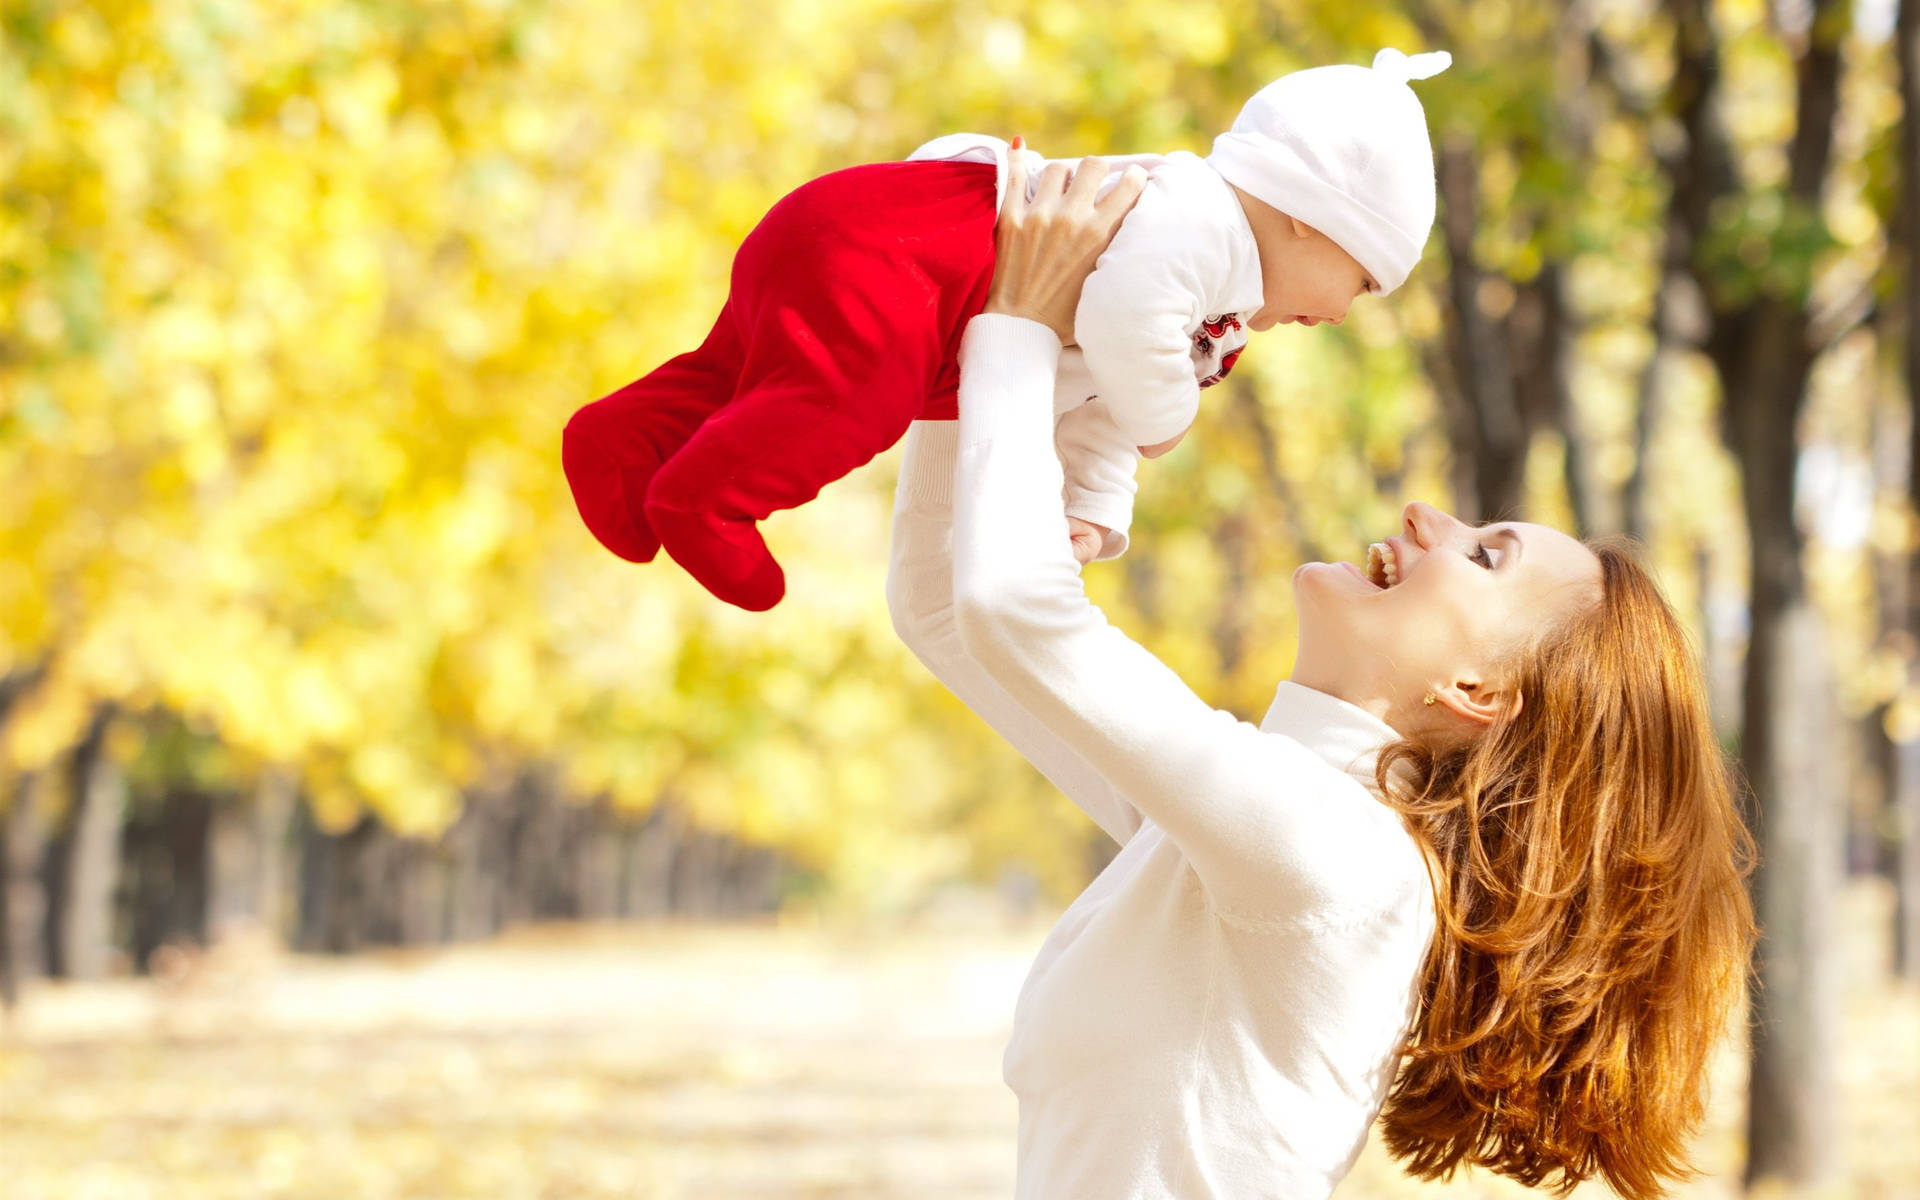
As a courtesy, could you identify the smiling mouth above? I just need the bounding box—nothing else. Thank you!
[1364,541,1401,589]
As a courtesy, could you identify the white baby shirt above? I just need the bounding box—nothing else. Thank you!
[907,134,1267,560]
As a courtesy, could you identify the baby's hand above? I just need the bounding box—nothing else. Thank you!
[1067,516,1107,565]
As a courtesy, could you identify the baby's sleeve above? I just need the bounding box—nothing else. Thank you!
[1055,399,1137,561]
[1073,174,1230,449]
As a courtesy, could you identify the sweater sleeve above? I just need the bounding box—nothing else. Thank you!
[950,315,1372,918]
[1054,399,1137,562]
[887,420,1145,848]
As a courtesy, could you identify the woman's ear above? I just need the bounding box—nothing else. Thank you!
[1434,679,1519,727]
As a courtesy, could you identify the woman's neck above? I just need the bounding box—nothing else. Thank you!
[1285,665,1422,739]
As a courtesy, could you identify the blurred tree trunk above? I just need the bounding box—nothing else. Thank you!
[1668,0,1848,1185]
[446,780,510,941]
[284,778,784,951]
[577,800,622,921]
[1430,143,1579,529]
[207,768,296,944]
[404,838,455,946]
[364,832,440,947]
[1895,0,1920,981]
[294,810,371,954]
[1623,233,1704,542]
[0,668,48,1007]
[1861,340,1911,957]
[294,809,446,950]
[503,766,581,923]
[1434,137,1527,523]
[619,801,683,918]
[1,772,50,1009]
[1517,262,1599,535]
[1895,731,1920,980]
[122,786,211,972]
[670,825,729,917]
[50,703,126,981]
[1591,23,1709,546]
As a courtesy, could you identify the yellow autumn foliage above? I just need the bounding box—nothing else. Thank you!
[3,0,1896,907]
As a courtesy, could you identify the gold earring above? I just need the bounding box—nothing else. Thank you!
[1423,692,1437,706]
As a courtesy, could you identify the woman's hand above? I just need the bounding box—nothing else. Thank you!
[984,150,1148,346]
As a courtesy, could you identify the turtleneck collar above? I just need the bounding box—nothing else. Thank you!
[1259,681,1405,789]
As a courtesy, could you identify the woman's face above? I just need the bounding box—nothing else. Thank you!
[1291,502,1602,728]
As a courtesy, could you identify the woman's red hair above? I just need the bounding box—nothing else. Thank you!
[1376,541,1756,1198]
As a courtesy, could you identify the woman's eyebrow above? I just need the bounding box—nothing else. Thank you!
[1476,523,1525,563]
[1497,527,1524,562]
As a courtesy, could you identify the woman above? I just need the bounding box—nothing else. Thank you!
[886,157,1755,1198]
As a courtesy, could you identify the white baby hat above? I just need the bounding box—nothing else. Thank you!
[1205,48,1450,295]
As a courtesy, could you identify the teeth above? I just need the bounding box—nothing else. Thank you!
[1365,542,1399,589]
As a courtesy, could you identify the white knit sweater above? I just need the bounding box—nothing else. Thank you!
[885,315,1436,1200]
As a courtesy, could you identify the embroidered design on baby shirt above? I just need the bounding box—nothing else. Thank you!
[1193,314,1247,389]
[1200,348,1243,389]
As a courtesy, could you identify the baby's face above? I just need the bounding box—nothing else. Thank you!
[1232,189,1376,331]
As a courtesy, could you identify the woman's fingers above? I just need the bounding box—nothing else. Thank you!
[1064,156,1106,206]
[1078,164,1142,259]
[1034,159,1073,205]
[1099,165,1150,219]
[983,145,1149,346]
[1003,148,1030,218]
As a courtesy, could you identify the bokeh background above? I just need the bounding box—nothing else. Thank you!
[3,0,1918,1195]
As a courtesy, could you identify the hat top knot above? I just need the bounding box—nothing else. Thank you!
[1371,47,1452,85]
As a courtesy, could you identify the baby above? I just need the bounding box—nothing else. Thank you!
[564,48,1450,610]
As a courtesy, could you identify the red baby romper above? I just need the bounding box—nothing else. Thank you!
[562,159,1000,611]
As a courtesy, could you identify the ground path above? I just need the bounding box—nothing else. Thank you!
[1,885,1914,1198]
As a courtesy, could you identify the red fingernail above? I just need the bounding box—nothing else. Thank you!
[1011,135,1026,150]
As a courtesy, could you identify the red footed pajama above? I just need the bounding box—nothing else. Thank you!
[562,159,999,610]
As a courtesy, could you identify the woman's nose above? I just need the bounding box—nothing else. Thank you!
[1403,501,1447,546]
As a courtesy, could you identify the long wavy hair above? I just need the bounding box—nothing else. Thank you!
[1375,541,1756,1199]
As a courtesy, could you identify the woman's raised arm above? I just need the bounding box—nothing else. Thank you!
[882,151,1156,850]
[945,160,1374,919]
[886,418,1144,847]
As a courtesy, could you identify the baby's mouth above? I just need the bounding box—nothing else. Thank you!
[1364,541,1401,589]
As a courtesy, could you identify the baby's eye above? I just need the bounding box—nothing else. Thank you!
[1471,543,1495,569]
